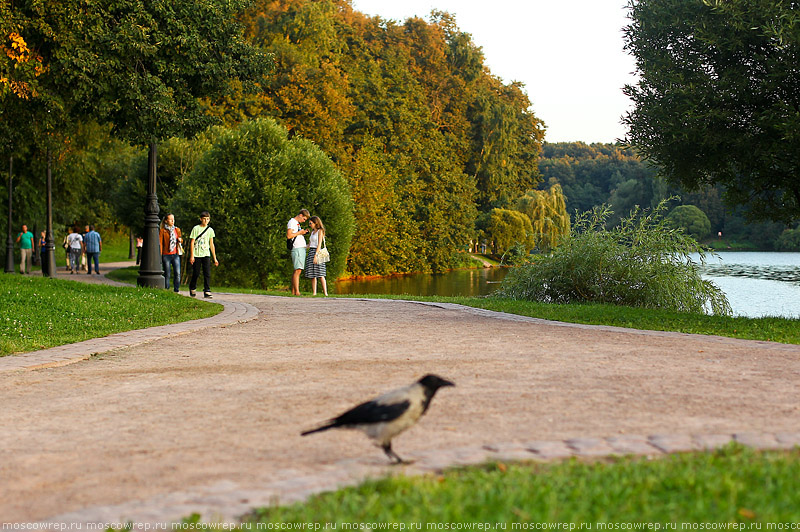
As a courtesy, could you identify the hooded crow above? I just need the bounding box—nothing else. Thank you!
[301,374,455,464]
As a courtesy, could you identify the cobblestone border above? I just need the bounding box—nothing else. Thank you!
[0,298,259,373]
[40,431,800,526]
[357,298,800,351]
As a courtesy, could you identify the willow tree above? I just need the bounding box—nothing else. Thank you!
[515,184,570,251]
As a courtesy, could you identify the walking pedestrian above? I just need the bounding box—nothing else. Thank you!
[286,208,310,296]
[39,231,46,267]
[83,225,102,275]
[188,211,218,298]
[65,227,83,274]
[160,214,183,292]
[15,224,34,274]
[304,216,329,296]
[135,236,143,265]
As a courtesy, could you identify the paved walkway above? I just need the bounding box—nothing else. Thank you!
[2,264,799,526]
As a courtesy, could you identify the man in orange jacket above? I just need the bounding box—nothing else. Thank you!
[159,214,183,292]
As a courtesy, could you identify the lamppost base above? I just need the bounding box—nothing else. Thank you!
[137,270,165,288]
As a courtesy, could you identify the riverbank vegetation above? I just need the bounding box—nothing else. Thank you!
[0,275,220,356]
[245,445,800,525]
[499,202,731,316]
[537,142,800,251]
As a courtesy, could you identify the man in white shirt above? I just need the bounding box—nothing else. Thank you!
[66,227,83,274]
[287,208,310,296]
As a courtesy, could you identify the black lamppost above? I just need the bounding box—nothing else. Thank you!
[137,142,163,288]
[4,156,14,274]
[42,147,56,277]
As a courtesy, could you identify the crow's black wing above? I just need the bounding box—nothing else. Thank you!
[332,399,411,427]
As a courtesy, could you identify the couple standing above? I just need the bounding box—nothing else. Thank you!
[287,208,328,296]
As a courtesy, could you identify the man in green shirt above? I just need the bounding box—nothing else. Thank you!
[15,225,34,274]
[188,211,218,298]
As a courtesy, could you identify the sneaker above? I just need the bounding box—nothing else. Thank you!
[190,290,196,297]
[204,292,213,299]
[174,289,179,293]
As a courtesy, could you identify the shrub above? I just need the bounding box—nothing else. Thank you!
[172,118,355,289]
[665,204,711,240]
[497,202,731,315]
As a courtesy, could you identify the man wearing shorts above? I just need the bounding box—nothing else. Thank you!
[287,209,310,296]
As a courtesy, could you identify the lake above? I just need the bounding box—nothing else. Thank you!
[692,251,800,318]
[334,252,800,319]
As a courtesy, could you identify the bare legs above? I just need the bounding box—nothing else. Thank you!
[311,277,328,296]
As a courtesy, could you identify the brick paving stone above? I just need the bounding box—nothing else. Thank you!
[648,434,700,453]
[775,432,800,448]
[734,432,779,449]
[606,435,662,456]
[692,434,734,450]
[525,440,574,459]
[482,442,541,462]
[566,437,616,457]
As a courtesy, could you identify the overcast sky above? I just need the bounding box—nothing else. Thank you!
[350,0,637,144]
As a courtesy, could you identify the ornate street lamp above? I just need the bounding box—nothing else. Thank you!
[137,142,164,288]
[42,147,56,277]
[4,156,14,274]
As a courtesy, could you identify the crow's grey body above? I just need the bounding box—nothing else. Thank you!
[301,374,455,463]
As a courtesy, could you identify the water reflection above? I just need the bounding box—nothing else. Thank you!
[694,252,800,283]
[334,252,800,318]
[334,267,509,297]
[693,252,800,318]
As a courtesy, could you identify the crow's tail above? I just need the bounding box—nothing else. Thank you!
[301,422,335,436]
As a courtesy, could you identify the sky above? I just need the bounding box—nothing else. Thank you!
[349,0,637,144]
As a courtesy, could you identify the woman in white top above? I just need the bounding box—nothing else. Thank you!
[304,216,328,296]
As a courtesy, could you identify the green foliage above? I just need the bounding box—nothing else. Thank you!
[216,0,544,275]
[666,205,711,240]
[172,118,355,288]
[623,0,800,224]
[486,208,534,256]
[498,202,732,315]
[776,228,800,252]
[514,184,570,252]
[249,445,800,523]
[0,274,219,356]
[538,142,790,250]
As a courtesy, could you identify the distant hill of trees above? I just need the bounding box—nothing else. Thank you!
[538,142,799,251]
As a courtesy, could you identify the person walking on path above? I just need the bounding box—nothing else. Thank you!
[80,225,90,272]
[38,231,46,269]
[83,225,102,275]
[15,225,34,274]
[287,209,310,296]
[160,214,183,293]
[304,216,328,296]
[188,211,218,299]
[135,236,143,265]
[65,227,83,274]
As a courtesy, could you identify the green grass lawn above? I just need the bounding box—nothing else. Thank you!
[0,274,221,356]
[243,445,800,525]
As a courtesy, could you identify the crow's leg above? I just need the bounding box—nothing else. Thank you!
[382,442,412,465]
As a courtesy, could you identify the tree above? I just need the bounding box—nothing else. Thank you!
[666,205,712,241]
[514,184,570,252]
[172,118,355,289]
[486,208,534,255]
[623,0,800,224]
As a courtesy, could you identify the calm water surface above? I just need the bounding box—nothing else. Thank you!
[692,252,800,318]
[334,267,509,297]
[334,252,800,318]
